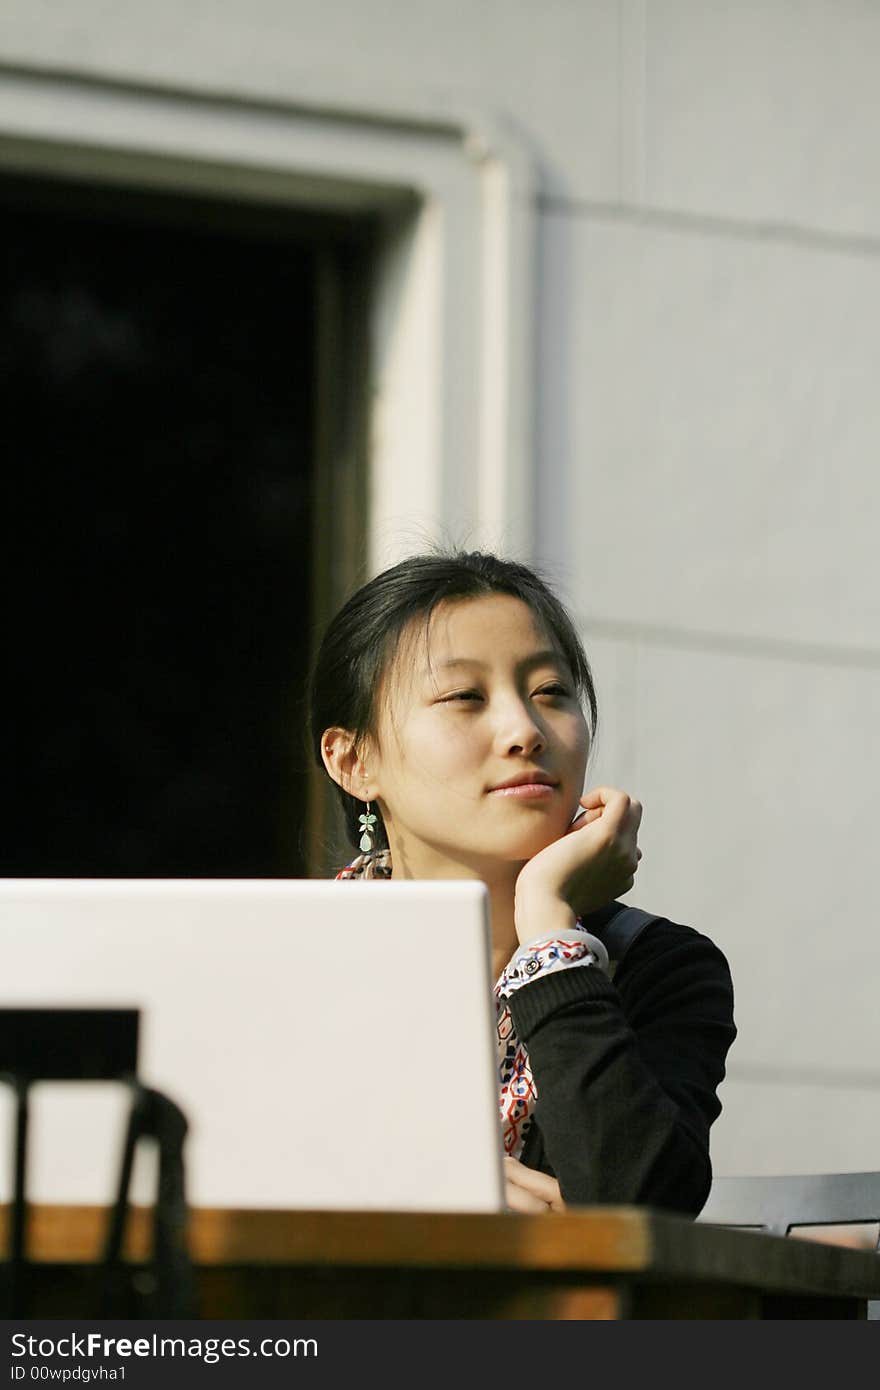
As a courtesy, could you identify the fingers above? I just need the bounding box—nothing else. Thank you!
[503,1156,565,1211]
[578,786,619,809]
[579,789,643,841]
[575,789,644,895]
[579,786,639,809]
[566,806,604,834]
[579,788,641,822]
[505,1180,551,1214]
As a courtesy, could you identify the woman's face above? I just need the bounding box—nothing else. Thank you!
[365,594,590,875]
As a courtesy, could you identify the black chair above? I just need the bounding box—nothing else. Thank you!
[699,1171,880,1319]
[0,1007,194,1317]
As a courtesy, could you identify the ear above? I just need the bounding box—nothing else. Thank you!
[320,727,374,802]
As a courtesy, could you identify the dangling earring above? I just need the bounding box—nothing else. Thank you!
[358,801,378,853]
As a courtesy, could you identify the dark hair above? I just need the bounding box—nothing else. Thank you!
[307,550,598,853]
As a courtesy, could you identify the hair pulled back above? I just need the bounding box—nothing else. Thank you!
[307,549,598,853]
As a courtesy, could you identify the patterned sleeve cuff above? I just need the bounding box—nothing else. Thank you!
[495,925,610,999]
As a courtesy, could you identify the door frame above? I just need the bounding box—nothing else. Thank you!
[0,63,539,566]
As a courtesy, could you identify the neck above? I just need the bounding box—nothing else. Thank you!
[486,879,521,980]
[386,836,521,980]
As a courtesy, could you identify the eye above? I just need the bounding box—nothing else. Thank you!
[441,690,483,703]
[534,683,570,698]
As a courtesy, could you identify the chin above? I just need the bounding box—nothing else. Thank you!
[503,821,567,863]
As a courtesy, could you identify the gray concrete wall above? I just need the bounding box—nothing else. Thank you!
[4,0,879,1175]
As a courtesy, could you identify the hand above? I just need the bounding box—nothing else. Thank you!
[503,1155,567,1213]
[514,787,643,943]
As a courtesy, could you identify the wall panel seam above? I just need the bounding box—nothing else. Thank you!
[577,618,880,673]
[539,194,880,262]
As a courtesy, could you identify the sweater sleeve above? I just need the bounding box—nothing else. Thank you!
[506,917,736,1216]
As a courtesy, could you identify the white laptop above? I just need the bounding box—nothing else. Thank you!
[0,878,505,1213]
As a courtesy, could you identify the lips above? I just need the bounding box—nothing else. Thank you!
[488,771,559,792]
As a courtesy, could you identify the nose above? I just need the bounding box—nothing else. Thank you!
[493,696,546,758]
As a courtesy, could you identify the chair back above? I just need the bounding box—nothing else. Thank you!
[0,1007,193,1317]
[700,1172,880,1319]
[700,1171,880,1239]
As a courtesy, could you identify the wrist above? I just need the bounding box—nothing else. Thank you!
[513,888,577,946]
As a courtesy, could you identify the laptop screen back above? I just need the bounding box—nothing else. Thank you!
[0,878,505,1212]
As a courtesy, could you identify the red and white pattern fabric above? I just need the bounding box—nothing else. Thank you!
[335,850,393,880]
[335,850,607,1159]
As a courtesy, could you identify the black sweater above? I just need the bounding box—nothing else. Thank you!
[510,913,736,1216]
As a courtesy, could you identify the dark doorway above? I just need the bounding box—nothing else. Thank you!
[2,174,361,878]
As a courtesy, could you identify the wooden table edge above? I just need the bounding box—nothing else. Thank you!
[3,1204,879,1302]
[2,1204,651,1270]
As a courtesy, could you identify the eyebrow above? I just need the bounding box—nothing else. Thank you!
[426,650,569,675]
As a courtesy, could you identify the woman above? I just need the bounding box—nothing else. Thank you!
[309,550,736,1215]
